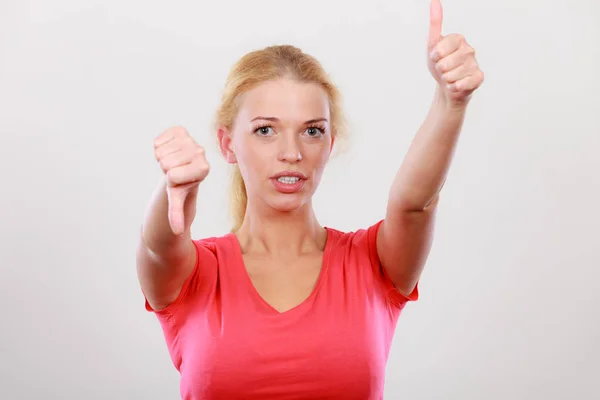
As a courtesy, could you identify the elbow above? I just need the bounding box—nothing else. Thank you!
[391,193,441,214]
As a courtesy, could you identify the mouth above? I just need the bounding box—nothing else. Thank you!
[271,171,307,181]
[270,171,307,193]
[276,176,302,184]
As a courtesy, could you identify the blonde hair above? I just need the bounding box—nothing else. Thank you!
[213,45,348,232]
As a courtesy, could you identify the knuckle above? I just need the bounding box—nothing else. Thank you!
[172,126,188,137]
[199,168,209,179]
[158,158,170,170]
[197,156,210,169]
[447,33,462,44]
[167,169,183,184]
[159,159,169,172]
[467,59,478,71]
[195,161,210,180]
[155,148,168,162]
[184,136,197,148]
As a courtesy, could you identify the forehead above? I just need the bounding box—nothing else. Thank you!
[235,79,330,123]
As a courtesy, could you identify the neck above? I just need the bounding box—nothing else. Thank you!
[235,200,326,257]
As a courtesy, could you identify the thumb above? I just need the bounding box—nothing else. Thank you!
[166,187,187,236]
[428,0,443,51]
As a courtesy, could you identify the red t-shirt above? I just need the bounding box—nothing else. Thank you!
[145,220,418,399]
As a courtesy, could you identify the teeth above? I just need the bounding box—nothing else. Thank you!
[277,176,300,184]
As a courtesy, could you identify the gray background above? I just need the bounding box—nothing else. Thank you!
[1,0,599,399]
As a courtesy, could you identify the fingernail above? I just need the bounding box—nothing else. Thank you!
[430,50,439,61]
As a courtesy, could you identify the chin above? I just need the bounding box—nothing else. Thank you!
[267,193,311,213]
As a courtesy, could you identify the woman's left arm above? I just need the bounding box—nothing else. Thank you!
[377,0,484,296]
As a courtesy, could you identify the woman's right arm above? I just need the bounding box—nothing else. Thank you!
[136,126,210,311]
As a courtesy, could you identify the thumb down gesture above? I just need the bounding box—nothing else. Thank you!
[153,126,210,235]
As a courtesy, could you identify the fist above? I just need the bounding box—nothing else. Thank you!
[154,126,210,235]
[427,0,484,106]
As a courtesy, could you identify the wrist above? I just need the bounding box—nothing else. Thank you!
[434,84,469,115]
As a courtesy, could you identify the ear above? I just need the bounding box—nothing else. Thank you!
[217,127,237,164]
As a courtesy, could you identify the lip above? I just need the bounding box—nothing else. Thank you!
[270,171,308,180]
[270,171,307,194]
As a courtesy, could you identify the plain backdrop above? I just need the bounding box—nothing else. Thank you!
[1,0,599,399]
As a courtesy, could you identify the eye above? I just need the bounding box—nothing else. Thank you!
[254,125,274,136]
[305,126,325,137]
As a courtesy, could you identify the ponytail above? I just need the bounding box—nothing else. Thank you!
[229,165,247,232]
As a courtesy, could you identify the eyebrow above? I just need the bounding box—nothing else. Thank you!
[251,116,328,124]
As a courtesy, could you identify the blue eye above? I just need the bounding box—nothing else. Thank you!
[305,126,325,137]
[255,126,273,136]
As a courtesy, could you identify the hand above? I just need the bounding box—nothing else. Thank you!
[427,0,484,107]
[154,126,210,235]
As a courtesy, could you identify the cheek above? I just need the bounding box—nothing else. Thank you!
[234,138,270,179]
[306,144,331,176]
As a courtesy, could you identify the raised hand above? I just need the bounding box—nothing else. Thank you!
[427,0,484,106]
[153,126,210,235]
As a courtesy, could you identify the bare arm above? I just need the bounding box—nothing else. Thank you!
[137,127,210,311]
[377,89,465,296]
[377,0,484,297]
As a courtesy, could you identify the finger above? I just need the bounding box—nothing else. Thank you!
[154,126,188,148]
[448,71,484,92]
[428,0,443,51]
[167,188,186,235]
[434,45,474,73]
[167,159,210,186]
[441,63,470,83]
[155,136,194,160]
[158,148,201,173]
[430,34,465,63]
[154,131,176,149]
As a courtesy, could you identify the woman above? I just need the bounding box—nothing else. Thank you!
[137,1,483,398]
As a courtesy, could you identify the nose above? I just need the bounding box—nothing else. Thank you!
[277,135,303,163]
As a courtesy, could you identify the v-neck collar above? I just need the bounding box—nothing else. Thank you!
[225,228,335,316]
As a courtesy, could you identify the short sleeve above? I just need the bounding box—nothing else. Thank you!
[365,220,419,308]
[143,238,219,324]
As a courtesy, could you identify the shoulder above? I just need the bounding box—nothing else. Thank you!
[323,220,383,276]
[325,220,418,306]
[325,220,383,254]
[146,233,235,318]
[191,232,236,256]
[188,232,241,278]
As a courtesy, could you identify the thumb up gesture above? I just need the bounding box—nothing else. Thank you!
[154,126,210,235]
[427,0,484,106]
